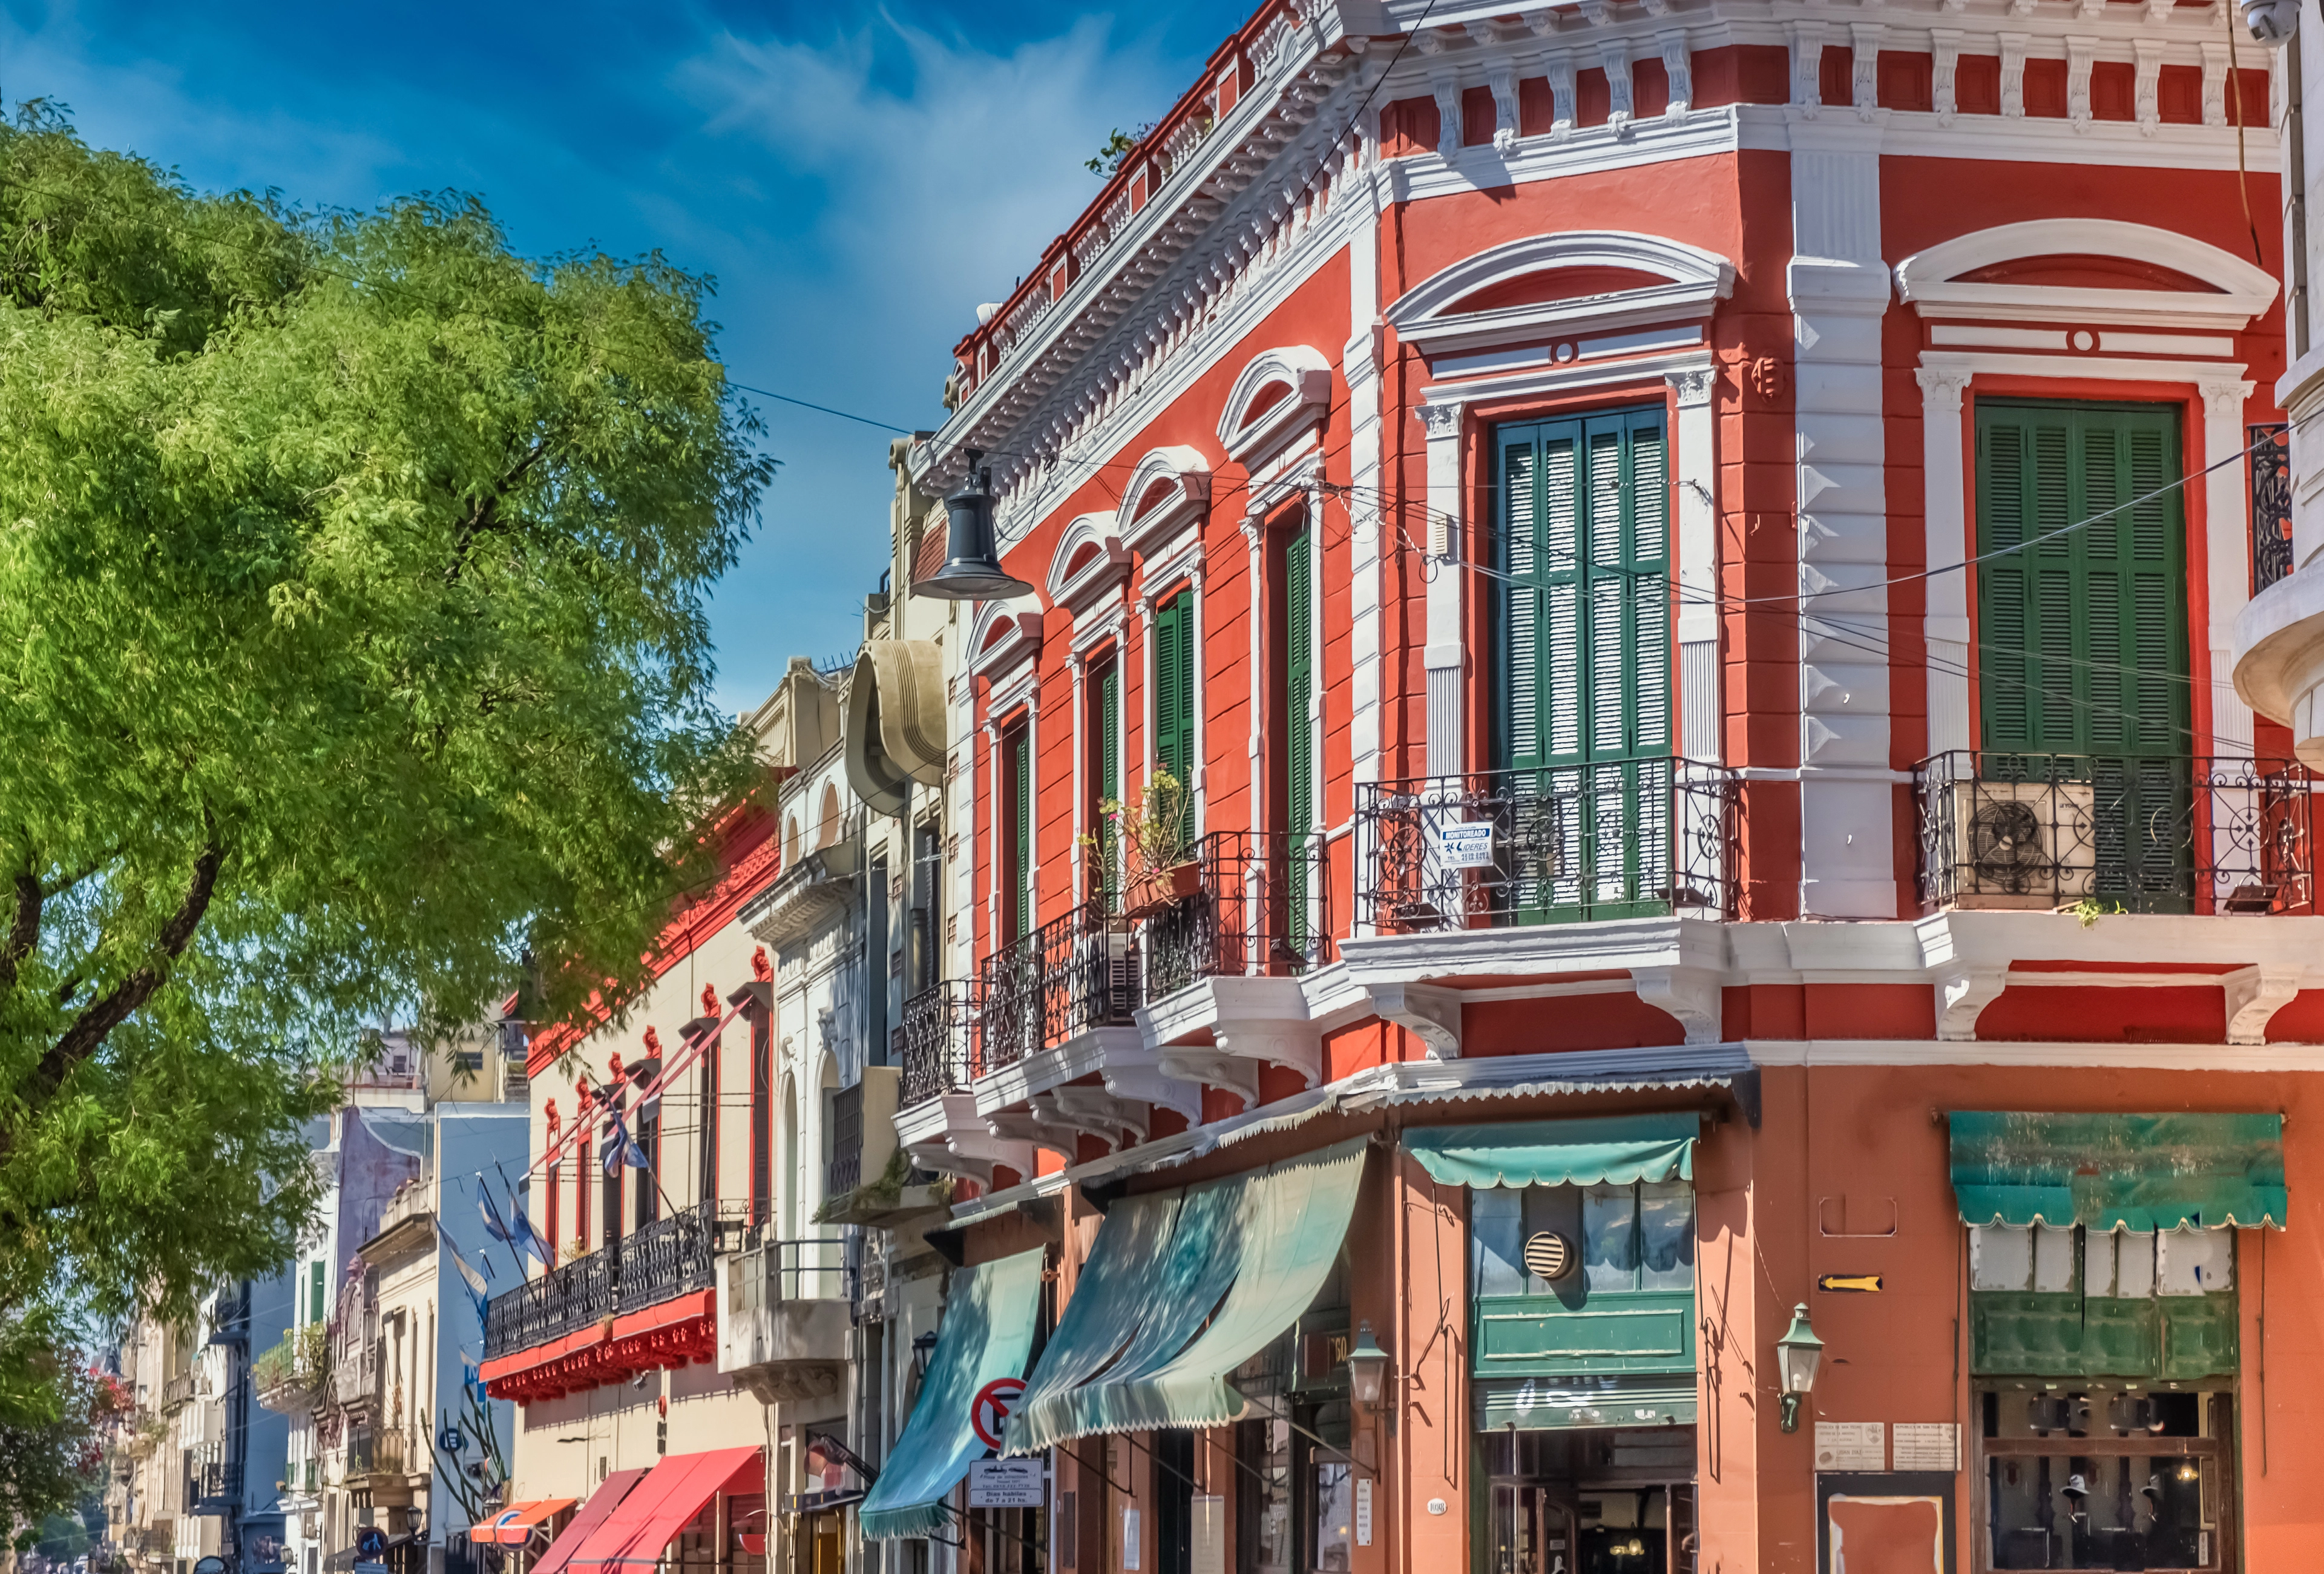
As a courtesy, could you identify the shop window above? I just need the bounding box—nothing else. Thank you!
[1483,1428,1697,1574]
[1970,1222,2239,1570]
[1978,1385,2233,1570]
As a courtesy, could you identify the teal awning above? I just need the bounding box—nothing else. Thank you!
[1404,1113,1699,1190]
[859,1247,1044,1540]
[1948,1111,2288,1231]
[1003,1138,1368,1456]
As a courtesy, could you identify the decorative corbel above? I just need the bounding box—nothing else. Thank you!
[2226,966,2306,1046]
[1367,981,1462,1059]
[1630,966,1725,1046]
[1934,966,2009,1042]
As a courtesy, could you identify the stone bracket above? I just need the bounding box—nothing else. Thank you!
[1630,965,1725,1045]
[1366,981,1462,1060]
[2226,964,2305,1045]
[1935,965,2009,1042]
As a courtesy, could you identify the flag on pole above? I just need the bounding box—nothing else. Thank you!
[493,1161,554,1270]
[600,1101,649,1177]
[436,1220,490,1296]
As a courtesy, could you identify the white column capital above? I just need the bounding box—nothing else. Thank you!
[1666,366,1718,409]
[2199,378,2256,420]
[1416,401,1465,440]
[1915,364,1974,412]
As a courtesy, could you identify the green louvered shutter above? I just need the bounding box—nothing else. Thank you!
[1975,402,2189,909]
[1497,406,1671,922]
[1284,525,1315,946]
[1154,592,1196,841]
[1008,728,1033,941]
[1096,662,1121,904]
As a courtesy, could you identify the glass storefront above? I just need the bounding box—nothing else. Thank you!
[1483,1429,1697,1574]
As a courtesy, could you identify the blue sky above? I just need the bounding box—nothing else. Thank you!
[0,1,1239,713]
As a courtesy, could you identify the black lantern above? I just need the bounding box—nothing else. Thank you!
[912,449,1035,601]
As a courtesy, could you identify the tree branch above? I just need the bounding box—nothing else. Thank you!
[21,838,224,1108]
[445,438,551,584]
[0,871,38,993]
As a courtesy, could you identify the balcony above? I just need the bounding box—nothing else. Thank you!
[330,1336,380,1413]
[482,1198,730,1362]
[977,899,1138,1072]
[1914,751,2323,915]
[345,1428,411,1485]
[1355,758,1741,934]
[1139,829,1327,1000]
[188,1444,240,1515]
[901,980,974,1108]
[716,1232,855,1404]
[161,1373,194,1411]
[252,1323,328,1415]
[744,832,859,950]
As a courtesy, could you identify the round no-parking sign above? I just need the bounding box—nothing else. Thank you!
[972,1377,1026,1449]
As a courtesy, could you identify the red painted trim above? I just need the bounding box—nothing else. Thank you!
[479,1289,718,1402]
[529,811,781,1072]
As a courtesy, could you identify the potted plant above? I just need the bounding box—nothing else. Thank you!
[1086,770,1200,918]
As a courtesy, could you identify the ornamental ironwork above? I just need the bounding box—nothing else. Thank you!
[2251,423,2293,594]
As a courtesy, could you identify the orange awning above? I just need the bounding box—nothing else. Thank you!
[468,1500,578,1546]
[570,1447,763,1571]
[532,1470,646,1574]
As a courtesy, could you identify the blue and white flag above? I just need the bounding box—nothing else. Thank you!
[436,1220,490,1296]
[600,1102,649,1177]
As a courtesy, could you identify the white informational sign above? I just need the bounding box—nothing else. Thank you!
[1891,1423,1961,1472]
[1431,821,1496,869]
[1190,1496,1225,1574]
[1814,1420,1886,1472]
[1355,1478,1374,1546]
[967,1458,1046,1509]
[1121,1507,1142,1571]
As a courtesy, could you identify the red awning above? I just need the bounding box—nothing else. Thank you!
[468,1500,578,1546]
[570,1447,763,1570]
[532,1470,647,1574]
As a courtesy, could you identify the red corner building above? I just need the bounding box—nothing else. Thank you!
[874,2,2317,1572]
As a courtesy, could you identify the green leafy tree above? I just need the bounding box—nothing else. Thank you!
[0,1313,124,1545]
[0,112,774,1339]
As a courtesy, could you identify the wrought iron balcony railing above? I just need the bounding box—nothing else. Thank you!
[1354,757,1741,933]
[1914,751,2323,915]
[976,900,1137,1072]
[901,979,975,1109]
[1141,829,1328,1003]
[483,1197,739,1361]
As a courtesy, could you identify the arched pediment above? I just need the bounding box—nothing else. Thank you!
[968,593,1046,677]
[1046,512,1132,614]
[1116,446,1212,552]
[1218,346,1334,466]
[1896,219,2276,329]
[1387,231,1736,357]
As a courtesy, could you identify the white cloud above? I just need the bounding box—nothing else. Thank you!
[679,15,1169,357]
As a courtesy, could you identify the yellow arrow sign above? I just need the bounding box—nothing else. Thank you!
[1817,1274,1883,1294]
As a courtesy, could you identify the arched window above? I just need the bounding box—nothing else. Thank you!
[784,815,801,868]
[818,784,842,849]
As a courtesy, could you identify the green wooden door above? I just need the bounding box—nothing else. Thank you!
[1284,525,1316,948]
[1495,407,1672,922]
[1095,662,1121,906]
[1006,726,1032,942]
[1153,591,1195,842]
[1975,402,2191,909]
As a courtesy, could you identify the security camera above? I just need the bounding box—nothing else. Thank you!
[2241,0,2297,45]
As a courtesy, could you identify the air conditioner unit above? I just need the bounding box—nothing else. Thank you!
[1942,779,2097,909]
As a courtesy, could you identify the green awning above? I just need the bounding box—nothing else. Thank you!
[859,1246,1044,1540]
[1948,1111,2288,1231]
[1003,1138,1368,1456]
[1404,1113,1699,1190]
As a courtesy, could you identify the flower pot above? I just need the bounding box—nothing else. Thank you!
[1164,860,1201,898]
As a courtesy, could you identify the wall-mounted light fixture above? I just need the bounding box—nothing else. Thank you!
[1346,1320,1390,1407]
[1775,1303,1824,1434]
